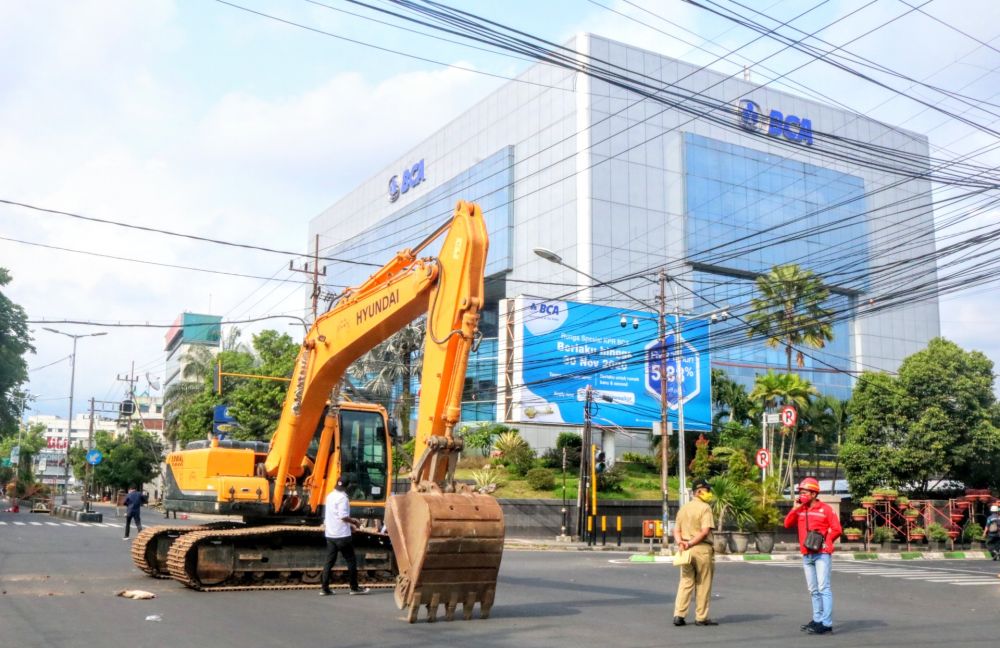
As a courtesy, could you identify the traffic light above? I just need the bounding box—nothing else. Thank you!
[595,451,607,474]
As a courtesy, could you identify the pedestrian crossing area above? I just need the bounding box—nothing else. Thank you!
[0,519,128,530]
[757,559,1000,586]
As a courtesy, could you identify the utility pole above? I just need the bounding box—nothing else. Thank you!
[673,288,688,507]
[290,234,327,322]
[657,271,670,530]
[117,361,138,438]
[579,385,594,539]
[85,397,95,512]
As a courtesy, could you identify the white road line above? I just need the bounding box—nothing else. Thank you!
[45,522,59,526]
[952,582,1000,586]
[13,521,26,526]
[102,523,121,528]
[29,522,42,526]
[60,522,77,526]
[0,521,7,525]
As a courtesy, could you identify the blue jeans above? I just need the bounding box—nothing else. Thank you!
[802,553,833,627]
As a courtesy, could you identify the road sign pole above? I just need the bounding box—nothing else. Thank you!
[674,297,687,507]
[761,411,768,481]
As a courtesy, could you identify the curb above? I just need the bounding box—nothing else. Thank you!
[50,505,103,523]
[609,551,993,563]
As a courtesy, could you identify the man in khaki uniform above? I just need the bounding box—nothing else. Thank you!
[672,478,717,627]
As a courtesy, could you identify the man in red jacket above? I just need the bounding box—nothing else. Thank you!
[784,476,841,635]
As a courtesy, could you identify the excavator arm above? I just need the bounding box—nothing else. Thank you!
[266,200,504,621]
[265,199,486,508]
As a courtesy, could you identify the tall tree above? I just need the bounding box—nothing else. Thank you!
[227,330,298,440]
[746,264,834,374]
[711,368,752,426]
[842,338,1000,496]
[348,321,425,440]
[748,370,817,491]
[0,268,35,437]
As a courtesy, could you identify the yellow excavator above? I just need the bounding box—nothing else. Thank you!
[131,200,504,622]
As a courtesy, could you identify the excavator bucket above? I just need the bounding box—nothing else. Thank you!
[386,486,505,623]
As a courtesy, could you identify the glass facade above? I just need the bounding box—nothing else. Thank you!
[324,147,515,291]
[685,133,869,401]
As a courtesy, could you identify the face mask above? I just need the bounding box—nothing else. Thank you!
[798,493,812,505]
[697,491,714,503]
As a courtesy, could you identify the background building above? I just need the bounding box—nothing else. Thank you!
[309,34,939,454]
[163,312,222,394]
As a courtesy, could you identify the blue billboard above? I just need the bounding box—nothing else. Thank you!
[512,297,712,430]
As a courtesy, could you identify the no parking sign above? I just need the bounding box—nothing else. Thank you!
[755,448,771,469]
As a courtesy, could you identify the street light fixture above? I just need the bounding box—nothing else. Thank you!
[42,328,107,505]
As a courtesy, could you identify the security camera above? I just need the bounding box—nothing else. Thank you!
[620,316,627,328]
[632,318,639,330]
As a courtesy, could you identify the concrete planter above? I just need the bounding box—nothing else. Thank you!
[713,532,730,554]
[754,531,776,554]
[728,531,752,554]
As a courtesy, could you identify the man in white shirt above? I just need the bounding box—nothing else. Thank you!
[319,479,370,596]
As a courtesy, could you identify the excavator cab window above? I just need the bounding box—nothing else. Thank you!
[339,409,388,503]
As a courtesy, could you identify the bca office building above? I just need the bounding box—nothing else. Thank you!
[309,34,939,455]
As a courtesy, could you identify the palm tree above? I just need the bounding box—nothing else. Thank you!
[711,368,752,426]
[746,264,834,374]
[348,321,425,441]
[749,370,817,491]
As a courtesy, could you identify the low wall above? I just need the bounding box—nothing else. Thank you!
[50,504,103,523]
[499,499,801,542]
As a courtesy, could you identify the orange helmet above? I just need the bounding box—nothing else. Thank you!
[798,477,821,493]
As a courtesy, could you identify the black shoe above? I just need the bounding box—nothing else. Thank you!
[318,590,333,596]
[695,619,719,626]
[801,621,820,631]
[672,616,686,626]
[806,624,833,635]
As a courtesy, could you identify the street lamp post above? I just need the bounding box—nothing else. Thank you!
[42,328,107,505]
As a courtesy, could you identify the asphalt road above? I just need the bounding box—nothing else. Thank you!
[2,509,999,648]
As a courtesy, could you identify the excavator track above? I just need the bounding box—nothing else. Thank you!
[165,525,397,592]
[131,522,244,578]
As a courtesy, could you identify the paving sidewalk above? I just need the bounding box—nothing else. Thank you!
[503,537,998,562]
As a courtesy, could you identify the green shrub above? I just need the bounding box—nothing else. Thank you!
[459,422,511,454]
[597,463,626,492]
[556,431,582,450]
[525,468,556,491]
[963,522,983,543]
[504,444,536,477]
[494,431,528,456]
[540,446,579,469]
[926,522,949,542]
[470,466,502,493]
[843,527,862,536]
[871,526,896,544]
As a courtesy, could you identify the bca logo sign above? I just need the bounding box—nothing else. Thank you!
[738,99,813,145]
[388,159,426,202]
[524,299,568,336]
[529,302,560,316]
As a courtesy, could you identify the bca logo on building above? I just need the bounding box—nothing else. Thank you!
[388,159,426,203]
[738,99,813,145]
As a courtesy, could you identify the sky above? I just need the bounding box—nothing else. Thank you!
[2,0,998,420]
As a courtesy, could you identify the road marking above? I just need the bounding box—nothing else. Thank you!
[753,560,999,587]
[29,522,42,526]
[0,521,6,525]
[45,522,59,526]
[60,522,77,526]
[14,521,26,526]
